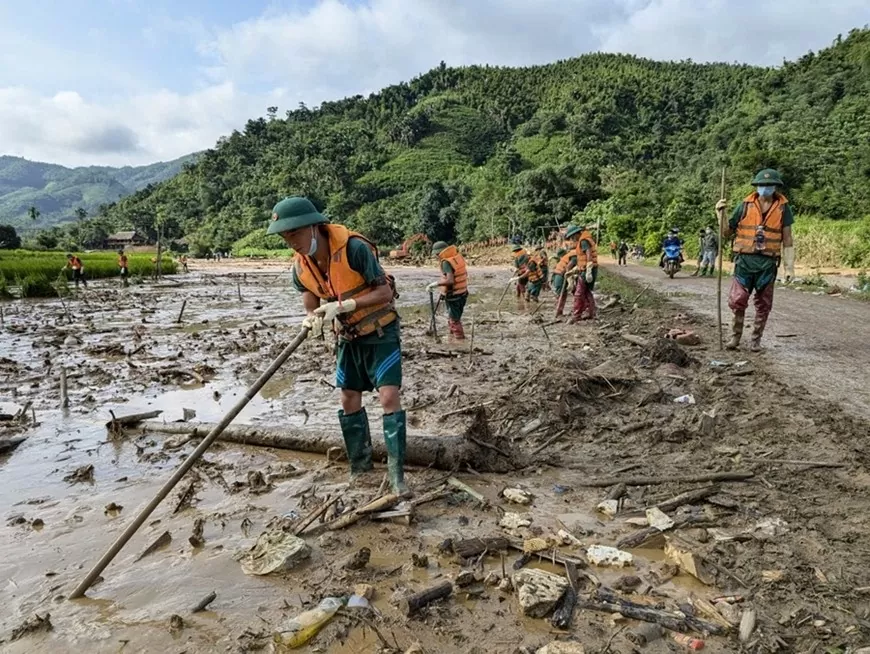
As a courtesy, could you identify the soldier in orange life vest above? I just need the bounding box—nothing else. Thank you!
[428,241,469,340]
[716,168,795,352]
[267,197,408,494]
[525,245,547,302]
[65,253,87,287]
[117,250,129,287]
[509,244,530,308]
[551,247,577,318]
[563,224,598,322]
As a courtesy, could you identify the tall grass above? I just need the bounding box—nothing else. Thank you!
[0,250,177,298]
[792,216,870,268]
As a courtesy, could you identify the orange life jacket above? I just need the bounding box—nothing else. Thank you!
[554,252,575,276]
[437,245,468,296]
[294,224,397,339]
[513,251,529,277]
[733,192,787,257]
[527,253,545,283]
[575,231,599,268]
[118,255,128,268]
[69,256,82,270]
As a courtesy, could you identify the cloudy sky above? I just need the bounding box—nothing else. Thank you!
[1,0,868,168]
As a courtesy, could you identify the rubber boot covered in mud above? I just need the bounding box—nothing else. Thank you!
[383,410,409,495]
[726,311,745,350]
[750,316,767,352]
[338,408,373,475]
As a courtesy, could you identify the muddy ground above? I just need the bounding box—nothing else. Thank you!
[1,254,869,654]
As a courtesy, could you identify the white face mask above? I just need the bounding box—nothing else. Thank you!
[307,226,318,256]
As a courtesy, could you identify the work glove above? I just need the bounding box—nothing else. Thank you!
[426,281,440,292]
[314,298,357,324]
[301,313,324,339]
[715,199,728,213]
[565,269,580,279]
[782,245,795,283]
[508,276,521,283]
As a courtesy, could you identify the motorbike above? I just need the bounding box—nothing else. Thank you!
[663,243,683,278]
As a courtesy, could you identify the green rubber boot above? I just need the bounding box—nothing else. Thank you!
[338,408,373,475]
[383,410,409,495]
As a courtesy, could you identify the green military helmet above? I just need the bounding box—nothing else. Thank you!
[751,168,783,186]
[510,244,524,252]
[556,248,567,257]
[564,224,582,239]
[431,241,449,255]
[267,197,328,235]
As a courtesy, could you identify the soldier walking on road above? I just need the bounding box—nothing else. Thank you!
[699,227,719,277]
[717,168,795,352]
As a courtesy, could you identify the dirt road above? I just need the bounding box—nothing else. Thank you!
[606,261,870,420]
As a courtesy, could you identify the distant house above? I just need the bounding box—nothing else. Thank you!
[106,230,149,248]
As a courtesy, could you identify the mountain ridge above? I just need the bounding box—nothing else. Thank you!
[0,153,199,228]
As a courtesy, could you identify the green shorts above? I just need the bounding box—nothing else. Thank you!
[445,293,467,321]
[336,339,402,392]
[527,281,543,298]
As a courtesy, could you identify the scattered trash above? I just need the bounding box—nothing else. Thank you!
[104,502,123,516]
[673,394,696,405]
[513,568,570,618]
[645,507,675,531]
[552,484,571,495]
[586,545,633,568]
[240,531,311,576]
[500,512,532,530]
[709,360,731,369]
[503,488,533,505]
[595,499,620,517]
[664,539,712,584]
[739,608,757,643]
[273,596,344,648]
[673,633,705,650]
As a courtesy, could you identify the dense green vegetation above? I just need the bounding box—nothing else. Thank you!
[0,251,177,298]
[52,29,870,266]
[0,154,198,228]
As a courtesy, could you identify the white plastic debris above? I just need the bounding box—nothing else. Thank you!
[503,488,533,505]
[645,507,675,531]
[240,531,311,575]
[586,544,633,567]
[673,394,696,405]
[596,499,620,517]
[499,512,532,530]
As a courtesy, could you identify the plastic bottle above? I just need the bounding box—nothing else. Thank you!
[346,593,370,609]
[274,597,344,649]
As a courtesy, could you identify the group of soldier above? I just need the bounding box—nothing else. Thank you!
[236,167,797,494]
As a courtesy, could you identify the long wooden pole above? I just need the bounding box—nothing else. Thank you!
[717,167,727,350]
[68,327,310,599]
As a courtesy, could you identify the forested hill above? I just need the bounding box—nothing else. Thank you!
[102,27,870,256]
[0,153,198,228]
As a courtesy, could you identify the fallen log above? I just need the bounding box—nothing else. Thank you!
[616,514,709,550]
[583,589,724,635]
[550,587,577,629]
[105,410,163,431]
[400,581,453,616]
[453,536,510,560]
[576,471,753,488]
[138,421,513,472]
[649,485,718,514]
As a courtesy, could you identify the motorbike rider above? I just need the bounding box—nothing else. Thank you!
[659,228,684,268]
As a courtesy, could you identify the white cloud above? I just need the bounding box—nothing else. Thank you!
[3,0,870,167]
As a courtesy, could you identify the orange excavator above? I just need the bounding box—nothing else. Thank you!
[389,233,430,260]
